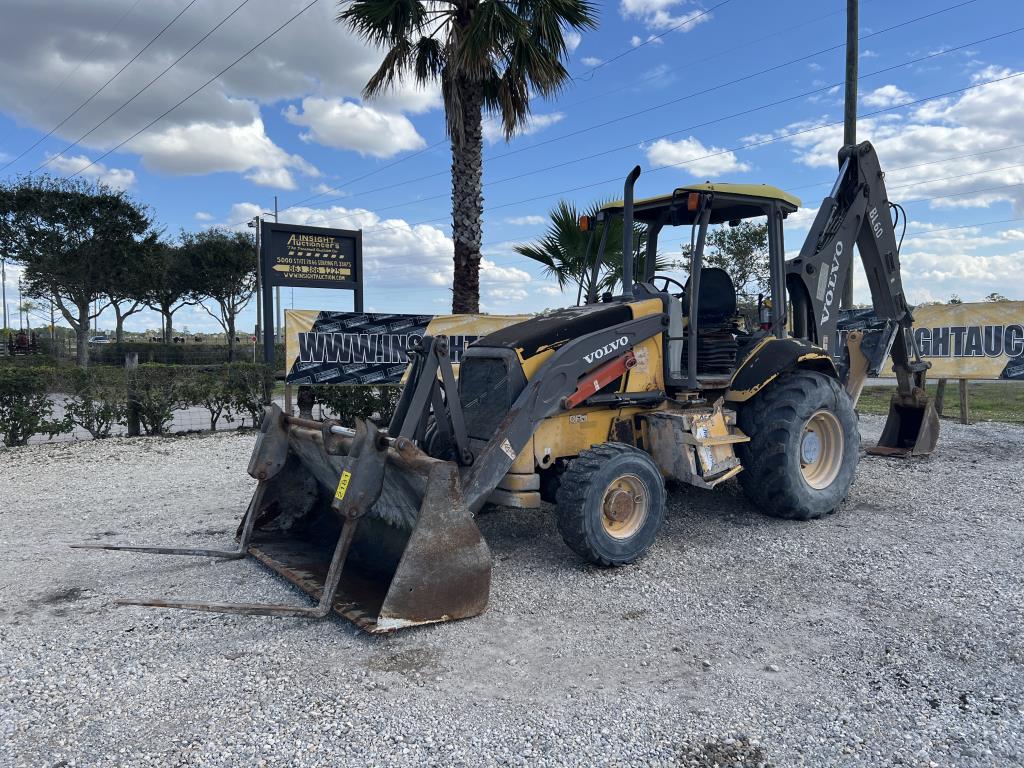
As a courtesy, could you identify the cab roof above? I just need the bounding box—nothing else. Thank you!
[602,182,801,225]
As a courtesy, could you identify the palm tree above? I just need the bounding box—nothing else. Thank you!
[515,198,670,302]
[338,0,597,313]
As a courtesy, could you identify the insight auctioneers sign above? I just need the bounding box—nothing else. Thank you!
[284,310,528,385]
[840,301,1024,380]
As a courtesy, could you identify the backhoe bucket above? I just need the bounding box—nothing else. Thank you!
[79,406,491,633]
[868,391,940,457]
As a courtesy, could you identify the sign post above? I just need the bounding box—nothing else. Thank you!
[259,222,363,369]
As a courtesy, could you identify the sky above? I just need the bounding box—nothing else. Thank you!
[1,0,1022,335]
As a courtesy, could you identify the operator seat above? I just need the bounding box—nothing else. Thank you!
[674,268,740,377]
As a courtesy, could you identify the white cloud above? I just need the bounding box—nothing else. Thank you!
[620,0,712,32]
[505,215,547,226]
[127,115,318,190]
[194,211,213,222]
[284,98,426,158]
[536,284,564,296]
[483,112,565,144]
[565,31,582,53]
[862,84,913,108]
[481,259,531,285]
[0,1,439,184]
[630,34,664,47]
[43,153,135,189]
[311,182,342,196]
[581,56,603,67]
[861,49,879,59]
[486,286,530,302]
[777,68,1024,213]
[645,136,751,176]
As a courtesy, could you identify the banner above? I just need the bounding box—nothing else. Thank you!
[284,310,529,385]
[838,301,1024,380]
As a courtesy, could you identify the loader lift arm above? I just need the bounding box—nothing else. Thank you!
[785,141,938,455]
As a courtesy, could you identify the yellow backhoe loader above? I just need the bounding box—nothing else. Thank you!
[78,141,938,631]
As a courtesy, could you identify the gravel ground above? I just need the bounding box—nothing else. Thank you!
[1,415,1023,767]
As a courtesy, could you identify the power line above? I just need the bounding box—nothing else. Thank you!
[68,0,322,180]
[35,0,256,174]
[356,69,1024,265]
[298,39,1023,234]
[299,7,1008,218]
[575,0,735,80]
[1,0,190,173]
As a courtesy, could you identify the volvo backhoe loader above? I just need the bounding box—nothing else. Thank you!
[78,141,938,632]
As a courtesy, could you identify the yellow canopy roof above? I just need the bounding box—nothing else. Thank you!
[603,182,801,225]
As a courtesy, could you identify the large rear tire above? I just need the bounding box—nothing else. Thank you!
[556,443,666,566]
[736,370,859,520]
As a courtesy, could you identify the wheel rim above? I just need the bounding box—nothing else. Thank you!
[800,409,844,490]
[601,474,649,539]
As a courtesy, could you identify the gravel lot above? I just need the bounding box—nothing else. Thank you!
[2,415,1023,767]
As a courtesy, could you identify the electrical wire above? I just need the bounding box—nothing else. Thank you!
[294,17,1017,221]
[67,0,322,180]
[296,57,1024,237]
[34,0,256,174]
[0,0,154,173]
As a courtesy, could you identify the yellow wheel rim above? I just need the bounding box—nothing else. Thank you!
[601,474,649,539]
[800,409,844,490]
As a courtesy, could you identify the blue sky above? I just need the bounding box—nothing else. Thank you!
[1,0,1022,335]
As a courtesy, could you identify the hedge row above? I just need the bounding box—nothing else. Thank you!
[0,364,404,447]
[0,364,273,446]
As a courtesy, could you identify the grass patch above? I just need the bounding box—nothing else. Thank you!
[858,381,1024,425]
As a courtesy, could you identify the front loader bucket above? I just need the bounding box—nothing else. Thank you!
[243,414,491,632]
[867,392,940,457]
[79,407,491,633]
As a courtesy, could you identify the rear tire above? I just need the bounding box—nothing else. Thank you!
[556,443,666,566]
[736,370,859,520]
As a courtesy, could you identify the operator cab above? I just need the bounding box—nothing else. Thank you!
[578,175,800,391]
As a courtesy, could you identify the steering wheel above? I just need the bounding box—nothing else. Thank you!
[651,275,686,295]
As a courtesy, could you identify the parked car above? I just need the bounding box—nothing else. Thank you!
[87,335,111,345]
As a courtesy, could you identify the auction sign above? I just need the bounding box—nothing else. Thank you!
[839,301,1024,380]
[260,222,362,365]
[284,310,529,385]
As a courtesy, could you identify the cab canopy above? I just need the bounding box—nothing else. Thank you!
[601,183,801,226]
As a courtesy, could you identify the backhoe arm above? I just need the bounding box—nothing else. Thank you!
[786,141,938,456]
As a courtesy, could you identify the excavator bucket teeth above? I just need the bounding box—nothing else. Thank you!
[80,407,492,633]
[868,394,940,457]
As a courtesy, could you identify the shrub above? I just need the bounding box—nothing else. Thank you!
[0,367,67,447]
[126,364,188,436]
[312,384,402,426]
[225,363,275,428]
[178,366,233,431]
[63,366,127,439]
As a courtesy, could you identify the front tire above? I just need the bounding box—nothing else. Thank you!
[556,443,666,566]
[736,370,859,520]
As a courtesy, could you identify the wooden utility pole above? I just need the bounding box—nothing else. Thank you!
[842,0,858,310]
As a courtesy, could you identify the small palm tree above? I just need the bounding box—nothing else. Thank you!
[338,0,597,313]
[515,198,670,302]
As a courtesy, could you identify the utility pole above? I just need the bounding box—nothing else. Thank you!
[250,215,262,342]
[274,196,282,345]
[841,0,858,310]
[1,256,7,330]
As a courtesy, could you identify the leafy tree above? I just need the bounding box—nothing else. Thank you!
[180,228,256,362]
[142,240,196,343]
[949,294,963,305]
[339,0,597,313]
[984,292,1010,302]
[0,176,153,367]
[105,231,160,343]
[680,222,769,296]
[514,199,667,301]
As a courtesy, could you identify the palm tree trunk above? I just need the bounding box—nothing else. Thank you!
[450,80,484,314]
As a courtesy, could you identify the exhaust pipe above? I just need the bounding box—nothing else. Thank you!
[621,165,641,300]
